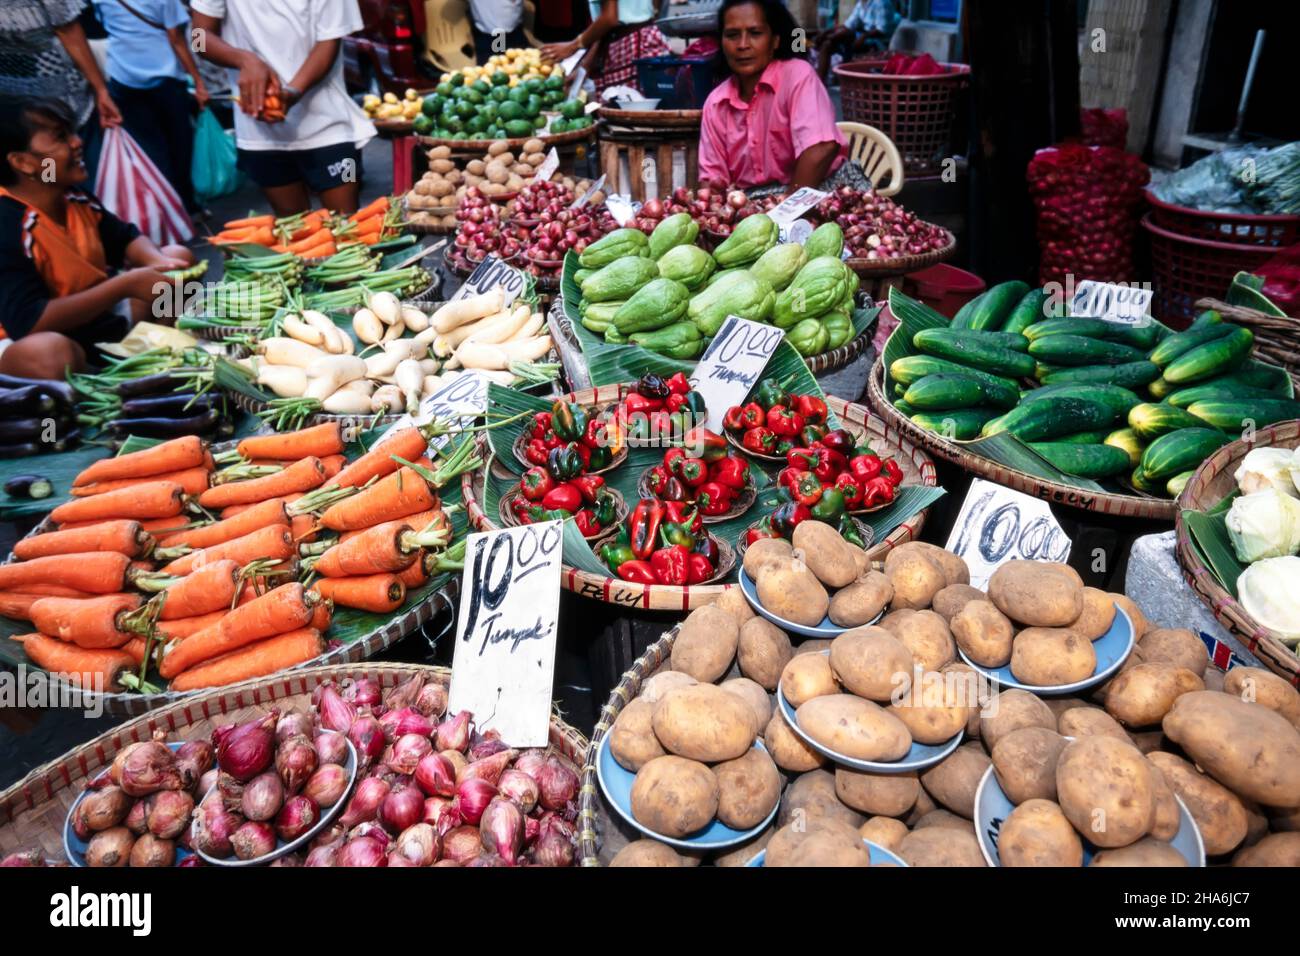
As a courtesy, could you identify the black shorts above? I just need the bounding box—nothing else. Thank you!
[237,142,363,193]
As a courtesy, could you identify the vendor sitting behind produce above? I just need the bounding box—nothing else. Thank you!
[698,0,848,192]
[0,97,194,380]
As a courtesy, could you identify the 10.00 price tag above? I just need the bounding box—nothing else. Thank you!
[944,479,1072,589]
[688,316,785,431]
[452,254,526,307]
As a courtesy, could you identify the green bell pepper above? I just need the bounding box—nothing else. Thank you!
[753,379,789,410]
[810,487,846,523]
[550,400,587,442]
[630,321,702,359]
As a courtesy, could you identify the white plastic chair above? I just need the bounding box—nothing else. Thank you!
[837,121,905,196]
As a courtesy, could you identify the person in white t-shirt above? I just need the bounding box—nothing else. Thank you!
[190,0,376,215]
[467,0,527,63]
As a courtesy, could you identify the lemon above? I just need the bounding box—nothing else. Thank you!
[382,92,398,104]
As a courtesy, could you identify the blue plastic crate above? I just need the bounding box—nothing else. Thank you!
[634,55,718,110]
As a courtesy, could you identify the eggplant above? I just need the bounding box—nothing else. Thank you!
[106,406,220,438]
[119,392,213,418]
[51,428,81,453]
[0,417,63,443]
[114,372,184,398]
[0,373,76,410]
[0,441,41,458]
[0,385,57,417]
[4,474,54,499]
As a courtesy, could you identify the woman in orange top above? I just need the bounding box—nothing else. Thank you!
[0,95,194,379]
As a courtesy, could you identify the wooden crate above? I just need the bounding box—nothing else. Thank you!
[596,110,702,201]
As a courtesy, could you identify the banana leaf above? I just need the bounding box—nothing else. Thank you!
[1226,271,1288,317]
[1182,493,1245,597]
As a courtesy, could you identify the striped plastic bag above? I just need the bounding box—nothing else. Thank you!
[94,126,194,246]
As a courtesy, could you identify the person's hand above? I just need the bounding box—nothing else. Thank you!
[114,266,173,304]
[193,79,211,111]
[237,53,276,117]
[96,88,122,127]
[540,40,580,64]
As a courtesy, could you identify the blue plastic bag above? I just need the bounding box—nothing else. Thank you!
[191,108,241,202]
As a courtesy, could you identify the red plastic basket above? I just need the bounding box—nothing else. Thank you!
[833,59,971,178]
[1145,189,1300,247]
[1141,213,1280,328]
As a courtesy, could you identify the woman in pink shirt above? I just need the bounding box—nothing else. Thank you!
[698,0,847,192]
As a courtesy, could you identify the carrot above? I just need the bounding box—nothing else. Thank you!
[10,633,134,690]
[397,555,429,589]
[49,481,185,525]
[0,583,92,598]
[13,520,151,561]
[199,457,326,510]
[312,575,405,613]
[158,560,242,620]
[155,609,229,641]
[156,499,289,551]
[159,583,317,678]
[352,195,389,220]
[169,628,325,691]
[328,427,429,490]
[71,466,211,499]
[237,422,345,462]
[73,435,206,488]
[57,516,194,535]
[289,231,334,254]
[160,524,293,576]
[222,492,303,518]
[223,214,274,230]
[0,552,130,594]
[122,637,150,666]
[29,593,140,649]
[0,593,46,620]
[309,599,333,631]
[291,513,318,543]
[313,522,418,577]
[319,467,436,532]
[339,508,441,544]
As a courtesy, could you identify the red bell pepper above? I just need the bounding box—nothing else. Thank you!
[629,498,665,559]
[848,453,882,483]
[645,464,671,496]
[786,446,817,471]
[530,412,552,437]
[683,427,727,462]
[818,429,856,456]
[511,496,533,521]
[812,447,847,483]
[573,509,602,537]
[685,553,714,584]
[835,472,864,509]
[678,457,707,487]
[582,418,606,450]
[572,474,605,504]
[525,439,549,466]
[660,476,687,501]
[793,471,824,507]
[623,393,662,416]
[663,447,687,476]
[650,545,690,585]
[766,405,805,438]
[696,481,733,516]
[881,458,904,485]
[520,466,553,502]
[745,519,780,545]
[711,455,750,491]
[776,466,804,495]
[723,405,746,431]
[665,392,687,413]
[742,427,776,455]
[665,372,692,395]
[663,501,702,534]
[617,560,657,584]
[862,475,896,506]
[738,402,765,429]
[792,394,828,426]
[542,483,582,513]
[544,433,566,451]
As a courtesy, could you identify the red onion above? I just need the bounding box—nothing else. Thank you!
[468,730,509,761]
[303,763,349,808]
[305,845,338,867]
[383,674,425,712]
[196,768,218,798]
[343,677,382,711]
[441,749,468,778]
[453,778,497,826]
[497,769,539,813]
[117,741,191,796]
[348,715,386,766]
[532,828,575,867]
[276,734,318,795]
[459,749,515,787]
[231,821,276,860]
[512,749,547,779]
[275,795,320,841]
[436,711,471,752]
[414,752,456,797]
[379,707,433,742]
[191,795,238,858]
[314,731,348,766]
[275,713,314,743]
[0,849,43,867]
[422,796,453,826]
[339,776,389,827]
[241,771,285,822]
[642,198,663,218]
[395,823,440,866]
[523,815,540,848]
[317,684,356,734]
[348,821,391,848]
[125,797,150,835]
[176,740,213,781]
[147,790,194,840]
[479,797,523,864]
[536,757,578,811]
[178,856,205,867]
[215,712,277,783]
[387,851,421,866]
[132,833,176,868]
[310,822,346,851]
[379,784,424,834]
[87,768,113,791]
[81,786,131,831]
[337,836,388,867]
[217,771,245,812]
[442,826,481,863]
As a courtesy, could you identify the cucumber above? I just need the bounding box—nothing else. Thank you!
[1001,289,1054,335]
[912,329,1036,379]
[949,290,987,329]
[1027,442,1132,479]
[1040,361,1161,390]
[909,407,1003,440]
[1166,382,1285,408]
[1191,309,1223,327]
[1027,334,1148,366]
[893,382,907,398]
[1139,427,1230,481]
[1148,318,1234,367]
[894,399,916,416]
[1034,362,1058,381]
[904,373,1019,411]
[981,397,1121,442]
[1193,362,1294,398]
[1019,383,1143,419]
[1130,466,1161,494]
[1053,430,1112,445]
[888,355,1021,393]
[965,280,1030,331]
[1105,427,1144,468]
[1023,317,1162,351]
[1185,398,1300,431]
[1162,326,1254,384]
[1166,470,1195,497]
[1127,402,1209,441]
[1148,376,1175,399]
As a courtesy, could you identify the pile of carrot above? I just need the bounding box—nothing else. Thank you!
[3,420,462,695]
[209,197,400,256]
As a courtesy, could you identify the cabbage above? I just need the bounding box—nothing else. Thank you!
[1225,490,1300,563]
[1237,556,1300,646]
[1234,447,1299,497]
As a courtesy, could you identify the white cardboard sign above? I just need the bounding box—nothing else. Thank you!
[1069,279,1154,325]
[944,479,1072,589]
[605,194,636,226]
[534,148,560,183]
[687,316,785,431]
[449,521,563,746]
[768,186,829,243]
[571,173,607,209]
[376,370,489,447]
[451,255,526,307]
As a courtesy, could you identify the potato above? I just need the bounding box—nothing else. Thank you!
[1089,837,1186,867]
[609,839,699,867]
[999,799,1083,867]
[1069,587,1116,640]
[1145,752,1242,854]
[711,587,754,626]
[429,180,454,199]
[1010,627,1096,687]
[523,151,546,167]
[609,698,666,772]
[777,769,863,830]
[877,609,915,638]
[480,181,505,196]
[912,808,974,833]
[780,653,838,707]
[496,152,516,167]
[1058,705,1129,741]
[512,162,534,177]
[670,605,739,683]
[486,163,510,186]
[428,145,452,159]
[1138,627,1208,677]
[1109,592,1149,638]
[1090,644,1144,707]
[988,561,1083,627]
[887,541,967,585]
[898,827,986,867]
[859,817,907,853]
[834,767,919,816]
[793,638,833,656]
[1104,662,1204,728]
[720,677,770,733]
[796,695,912,761]
[1232,832,1300,867]
[905,786,938,825]
[1223,666,1300,729]
[465,158,486,176]
[712,747,781,829]
[944,661,986,739]
[932,584,987,622]
[763,711,825,772]
[505,174,525,191]
[1202,667,1224,692]
[792,520,860,589]
[919,743,989,818]
[845,542,871,579]
[889,670,971,744]
[652,684,755,762]
[767,817,868,867]
[737,617,792,690]
[630,756,718,838]
[882,547,947,609]
[828,626,914,702]
[521,138,545,154]
[1266,803,1300,833]
[756,559,828,627]
[1055,736,1154,847]
[993,726,1067,804]
[951,600,1014,668]
[711,826,774,866]
[445,169,463,185]
[1144,762,1181,842]
[640,670,696,704]
[894,609,955,671]
[979,689,1056,752]
[429,158,454,174]
[828,571,892,627]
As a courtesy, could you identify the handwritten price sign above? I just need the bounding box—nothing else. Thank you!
[452,254,526,307]
[688,316,785,431]
[1070,280,1153,326]
[449,521,562,746]
[944,479,1072,589]
[376,370,488,447]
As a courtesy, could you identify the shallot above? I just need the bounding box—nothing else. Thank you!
[339,777,389,827]
[441,825,482,863]
[337,836,387,867]
[436,710,471,752]
[387,734,433,776]
[394,823,440,866]
[275,795,320,841]
[147,790,194,840]
[379,784,424,834]
[535,756,579,811]
[314,731,348,766]
[303,763,349,808]
[479,797,523,864]
[276,734,319,794]
[497,769,539,813]
[415,752,457,797]
[81,786,132,831]
[214,712,277,782]
[452,778,497,826]
[414,683,448,718]
[117,740,191,796]
[348,715,386,765]
[231,821,276,860]
[241,771,285,822]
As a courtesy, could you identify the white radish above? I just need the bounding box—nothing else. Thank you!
[369,291,403,326]
[461,307,530,347]
[303,310,346,354]
[384,338,430,362]
[401,306,429,333]
[477,369,518,386]
[394,359,425,414]
[282,313,324,346]
[259,337,329,368]
[497,335,553,363]
[371,384,404,413]
[419,357,440,375]
[321,389,376,415]
[364,351,403,379]
[421,374,442,399]
[453,340,510,371]
[338,378,374,396]
[431,290,504,333]
[509,313,545,341]
[256,364,307,397]
[381,319,405,343]
[304,355,366,401]
[412,325,440,348]
[353,307,383,345]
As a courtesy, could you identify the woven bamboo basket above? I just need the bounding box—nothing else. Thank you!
[461,389,936,610]
[1174,419,1300,686]
[867,358,1177,520]
[417,124,596,153]
[805,324,876,376]
[844,230,957,280]
[1196,296,1300,393]
[0,661,588,864]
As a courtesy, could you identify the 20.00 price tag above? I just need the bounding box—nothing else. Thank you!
[449,521,562,746]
